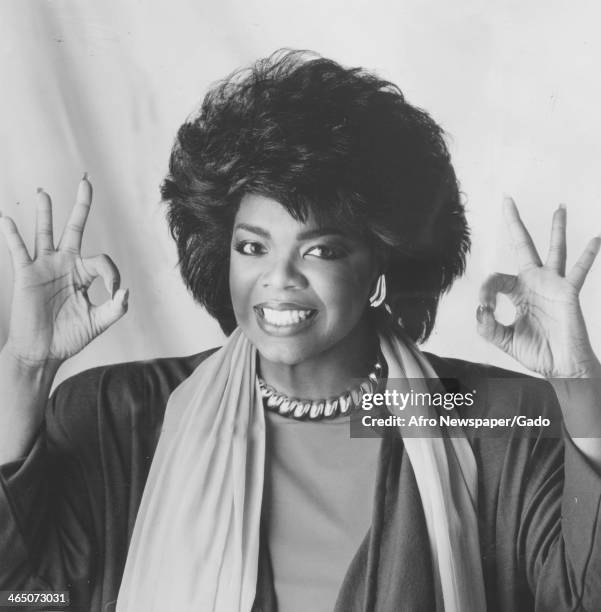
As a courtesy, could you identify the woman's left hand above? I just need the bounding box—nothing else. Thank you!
[477,197,601,379]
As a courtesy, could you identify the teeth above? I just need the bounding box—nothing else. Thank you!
[261,307,313,327]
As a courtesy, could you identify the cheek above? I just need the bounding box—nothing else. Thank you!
[311,263,373,320]
[228,257,257,320]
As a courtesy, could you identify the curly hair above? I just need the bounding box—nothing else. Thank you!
[161,49,470,343]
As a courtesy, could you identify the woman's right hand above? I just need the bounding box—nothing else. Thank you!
[0,175,129,368]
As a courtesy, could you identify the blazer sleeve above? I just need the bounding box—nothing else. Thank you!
[0,376,100,609]
[0,352,207,612]
[518,384,601,611]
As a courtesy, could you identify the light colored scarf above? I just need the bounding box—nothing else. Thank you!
[116,327,486,611]
[378,329,486,612]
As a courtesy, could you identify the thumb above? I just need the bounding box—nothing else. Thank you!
[91,288,129,335]
[476,304,513,354]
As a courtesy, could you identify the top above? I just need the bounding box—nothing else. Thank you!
[264,410,381,611]
[0,348,600,611]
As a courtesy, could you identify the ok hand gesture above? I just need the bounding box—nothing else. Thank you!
[0,175,129,367]
[477,197,600,379]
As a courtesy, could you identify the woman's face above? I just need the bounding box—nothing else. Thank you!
[229,193,378,366]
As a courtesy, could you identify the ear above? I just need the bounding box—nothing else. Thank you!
[370,248,389,285]
[367,263,380,293]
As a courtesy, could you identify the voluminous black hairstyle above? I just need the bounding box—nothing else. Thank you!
[161,49,470,342]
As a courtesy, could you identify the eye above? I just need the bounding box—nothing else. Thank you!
[304,244,347,260]
[233,240,266,256]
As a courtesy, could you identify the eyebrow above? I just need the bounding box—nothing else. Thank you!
[233,223,347,240]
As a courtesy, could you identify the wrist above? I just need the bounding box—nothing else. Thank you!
[0,346,60,465]
[549,350,601,379]
[569,356,601,379]
[549,372,601,440]
[2,343,62,383]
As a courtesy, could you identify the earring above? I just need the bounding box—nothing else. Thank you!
[369,274,387,308]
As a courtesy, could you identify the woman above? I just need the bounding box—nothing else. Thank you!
[0,50,600,612]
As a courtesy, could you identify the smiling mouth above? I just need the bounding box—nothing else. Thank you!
[255,306,317,328]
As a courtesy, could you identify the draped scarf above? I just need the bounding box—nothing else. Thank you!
[116,327,486,611]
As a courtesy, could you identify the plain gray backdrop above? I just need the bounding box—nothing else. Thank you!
[1,0,600,388]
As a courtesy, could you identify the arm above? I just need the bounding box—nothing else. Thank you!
[0,178,128,465]
[0,361,163,610]
[0,177,129,609]
[0,350,59,464]
[0,354,204,610]
[550,372,601,468]
[516,396,601,611]
[0,375,98,607]
[478,199,601,465]
[476,198,601,607]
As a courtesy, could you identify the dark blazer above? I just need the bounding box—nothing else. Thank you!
[1,349,600,611]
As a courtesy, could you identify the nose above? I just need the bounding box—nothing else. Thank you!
[261,254,307,290]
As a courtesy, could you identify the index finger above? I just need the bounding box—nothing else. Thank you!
[58,174,93,254]
[503,196,542,271]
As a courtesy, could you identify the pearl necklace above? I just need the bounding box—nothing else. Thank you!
[258,358,383,420]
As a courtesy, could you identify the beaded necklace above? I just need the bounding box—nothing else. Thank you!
[258,357,384,420]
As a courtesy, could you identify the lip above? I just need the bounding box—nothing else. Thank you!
[254,302,318,337]
[255,301,316,310]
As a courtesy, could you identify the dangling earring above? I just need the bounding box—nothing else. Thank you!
[369,274,387,308]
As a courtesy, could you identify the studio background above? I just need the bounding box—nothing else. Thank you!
[1,0,600,388]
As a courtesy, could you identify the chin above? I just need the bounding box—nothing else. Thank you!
[254,338,315,367]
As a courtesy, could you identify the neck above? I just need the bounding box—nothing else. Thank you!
[258,316,379,400]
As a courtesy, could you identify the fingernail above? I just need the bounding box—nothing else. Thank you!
[36,187,44,194]
[476,304,492,324]
[558,203,566,211]
[82,171,89,181]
